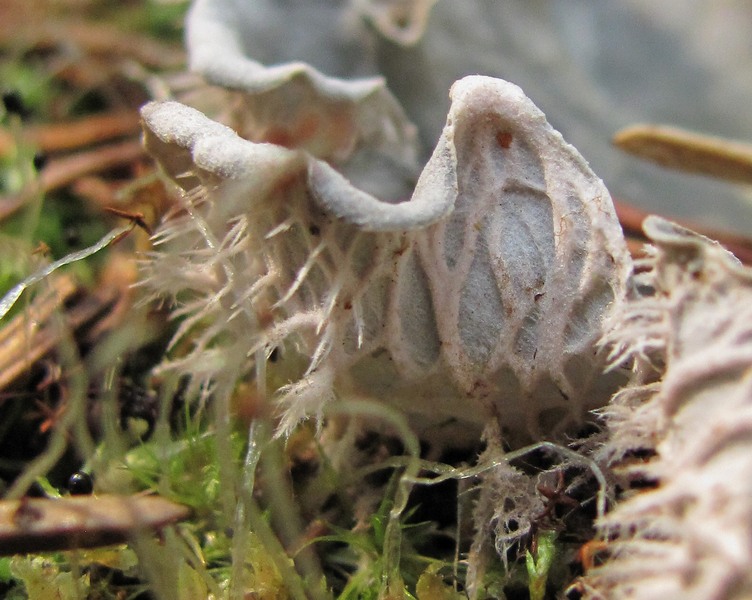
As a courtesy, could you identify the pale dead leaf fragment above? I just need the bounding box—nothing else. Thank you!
[0,495,190,555]
[614,124,752,184]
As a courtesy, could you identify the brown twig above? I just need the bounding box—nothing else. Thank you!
[0,275,76,391]
[0,275,119,391]
[615,200,752,265]
[614,124,752,184]
[104,206,152,235]
[0,139,145,221]
[0,495,190,555]
[71,176,119,207]
[0,18,184,70]
[0,111,142,157]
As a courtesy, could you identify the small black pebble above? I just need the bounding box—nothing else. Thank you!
[67,471,93,495]
[2,91,31,119]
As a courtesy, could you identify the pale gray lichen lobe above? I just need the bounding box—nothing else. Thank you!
[586,217,752,599]
[141,75,631,447]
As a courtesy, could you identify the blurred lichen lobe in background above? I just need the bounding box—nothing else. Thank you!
[183,0,752,232]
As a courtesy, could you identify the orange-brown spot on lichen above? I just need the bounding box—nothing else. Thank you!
[496,131,513,149]
[262,113,320,148]
[393,241,410,258]
[259,106,358,160]
[263,127,295,148]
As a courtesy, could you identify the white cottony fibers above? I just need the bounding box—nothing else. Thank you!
[587,216,752,600]
[140,76,631,448]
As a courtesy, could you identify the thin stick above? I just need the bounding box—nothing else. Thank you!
[0,274,76,390]
[614,124,752,184]
[0,111,141,156]
[0,20,184,70]
[614,200,752,265]
[0,140,145,221]
[0,224,131,321]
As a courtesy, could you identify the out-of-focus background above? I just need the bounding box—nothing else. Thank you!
[245,0,752,235]
[411,1,752,235]
[3,0,752,233]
